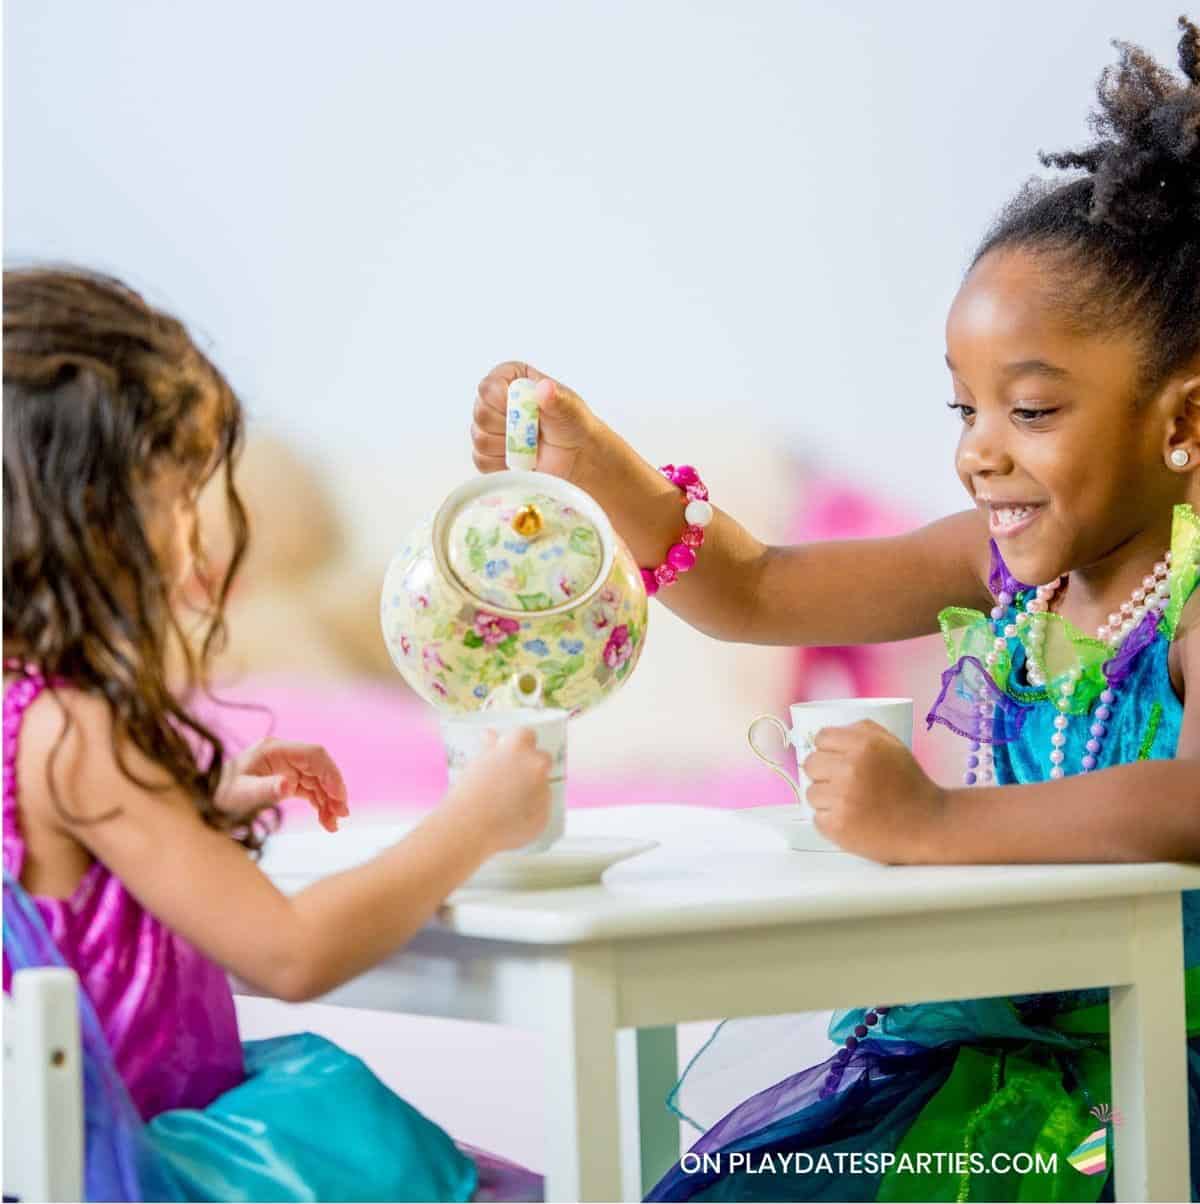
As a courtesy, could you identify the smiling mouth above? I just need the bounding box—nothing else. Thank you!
[984,502,1046,537]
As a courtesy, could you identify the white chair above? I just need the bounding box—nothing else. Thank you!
[3,967,84,1202]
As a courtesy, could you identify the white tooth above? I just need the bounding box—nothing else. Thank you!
[994,504,1036,528]
[1002,506,1032,521]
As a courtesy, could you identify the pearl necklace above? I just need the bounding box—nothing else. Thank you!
[966,550,1172,786]
[1095,552,1173,646]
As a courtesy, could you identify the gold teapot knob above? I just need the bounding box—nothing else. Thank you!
[512,504,544,539]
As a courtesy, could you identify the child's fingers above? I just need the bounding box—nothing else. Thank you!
[233,773,292,810]
[533,376,585,420]
[473,391,508,434]
[314,760,348,804]
[811,725,860,752]
[247,742,306,778]
[801,750,840,783]
[806,782,835,811]
[296,783,340,831]
[477,361,546,407]
[295,776,343,813]
[475,361,563,429]
[257,743,348,805]
[475,378,510,423]
[472,424,506,458]
[315,782,349,818]
[497,727,536,752]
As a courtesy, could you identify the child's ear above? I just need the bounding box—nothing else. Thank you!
[1184,373,1200,424]
[1163,367,1200,466]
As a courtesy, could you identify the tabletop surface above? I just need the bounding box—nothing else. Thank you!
[259,804,1200,945]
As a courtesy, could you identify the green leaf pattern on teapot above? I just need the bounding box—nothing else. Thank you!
[382,513,647,715]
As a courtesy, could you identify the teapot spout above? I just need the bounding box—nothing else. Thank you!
[482,669,545,711]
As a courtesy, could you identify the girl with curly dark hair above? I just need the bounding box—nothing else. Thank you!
[472,16,1200,1202]
[3,269,550,1200]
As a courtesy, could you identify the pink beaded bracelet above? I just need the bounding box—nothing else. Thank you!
[640,464,714,596]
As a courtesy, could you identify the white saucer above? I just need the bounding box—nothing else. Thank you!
[738,805,863,855]
[461,836,659,891]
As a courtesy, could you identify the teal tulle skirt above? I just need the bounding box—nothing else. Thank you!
[147,1032,479,1202]
[4,869,542,1202]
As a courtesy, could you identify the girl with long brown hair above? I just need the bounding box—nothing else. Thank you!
[3,267,548,1200]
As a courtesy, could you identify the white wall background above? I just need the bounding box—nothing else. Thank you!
[5,1,1186,522]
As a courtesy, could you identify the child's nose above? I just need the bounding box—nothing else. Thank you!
[956,418,1014,477]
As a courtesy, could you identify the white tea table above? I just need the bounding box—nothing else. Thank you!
[241,804,1199,1203]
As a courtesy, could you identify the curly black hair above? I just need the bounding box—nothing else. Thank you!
[974,15,1200,393]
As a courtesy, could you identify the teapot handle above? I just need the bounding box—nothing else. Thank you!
[506,378,540,471]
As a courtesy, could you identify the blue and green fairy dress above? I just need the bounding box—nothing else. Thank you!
[649,502,1200,1203]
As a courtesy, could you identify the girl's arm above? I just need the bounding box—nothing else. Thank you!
[19,691,550,1002]
[926,756,1200,864]
[473,365,995,645]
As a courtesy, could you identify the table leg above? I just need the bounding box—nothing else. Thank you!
[1109,893,1191,1202]
[619,1026,681,1200]
[540,948,624,1202]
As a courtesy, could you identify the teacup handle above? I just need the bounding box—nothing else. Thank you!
[506,378,540,471]
[747,714,804,803]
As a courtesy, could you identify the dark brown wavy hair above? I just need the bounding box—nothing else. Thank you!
[3,267,266,850]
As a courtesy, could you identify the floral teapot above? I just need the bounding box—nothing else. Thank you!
[380,380,649,715]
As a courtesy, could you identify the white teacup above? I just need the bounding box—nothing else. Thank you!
[441,708,568,853]
[747,698,914,847]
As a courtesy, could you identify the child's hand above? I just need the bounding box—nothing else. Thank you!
[802,721,946,864]
[472,363,599,483]
[447,728,553,853]
[217,740,350,832]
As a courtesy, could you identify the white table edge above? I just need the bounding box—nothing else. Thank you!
[267,860,1200,945]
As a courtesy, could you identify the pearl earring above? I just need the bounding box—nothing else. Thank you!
[1170,448,1191,468]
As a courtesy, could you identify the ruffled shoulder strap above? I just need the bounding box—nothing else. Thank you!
[1162,503,1200,641]
[3,670,49,879]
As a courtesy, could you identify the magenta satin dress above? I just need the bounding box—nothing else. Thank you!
[3,672,539,1202]
[2,671,245,1120]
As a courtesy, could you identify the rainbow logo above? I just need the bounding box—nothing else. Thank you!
[1067,1105,1123,1177]
[1067,1127,1107,1176]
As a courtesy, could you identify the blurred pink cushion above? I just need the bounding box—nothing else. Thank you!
[787,475,920,703]
[193,677,795,820]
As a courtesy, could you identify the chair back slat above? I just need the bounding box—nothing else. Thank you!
[3,968,85,1203]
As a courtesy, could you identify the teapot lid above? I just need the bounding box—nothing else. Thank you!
[442,475,606,614]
